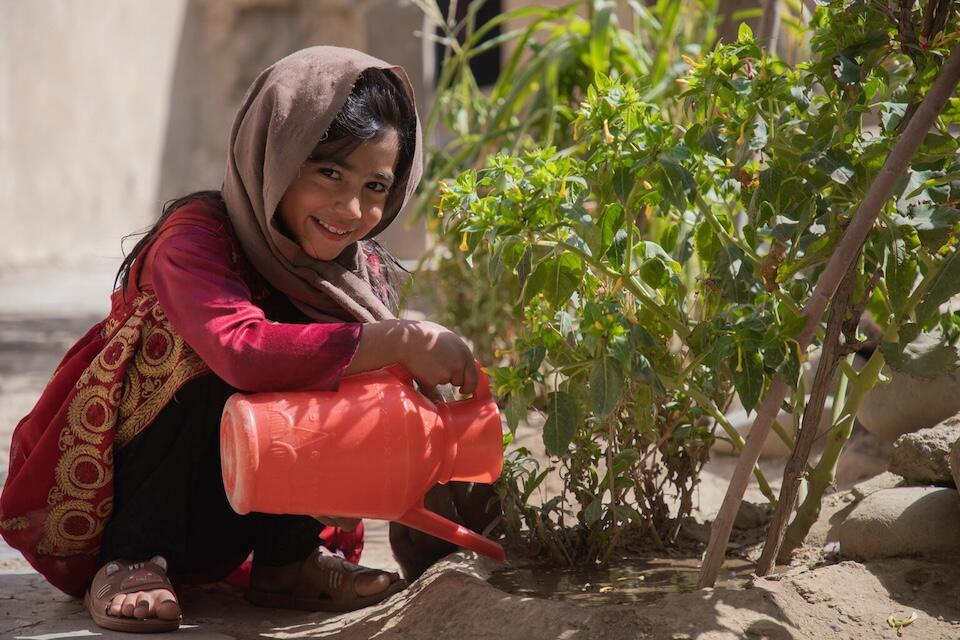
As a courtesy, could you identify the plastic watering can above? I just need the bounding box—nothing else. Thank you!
[219,365,505,562]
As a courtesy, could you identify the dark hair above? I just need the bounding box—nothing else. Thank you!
[115,67,416,307]
[318,67,417,192]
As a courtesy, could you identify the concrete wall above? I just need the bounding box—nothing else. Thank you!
[0,1,187,270]
[0,0,430,272]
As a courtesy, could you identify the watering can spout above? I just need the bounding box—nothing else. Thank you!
[398,503,506,562]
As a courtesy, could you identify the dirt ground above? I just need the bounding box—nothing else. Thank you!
[1,260,958,639]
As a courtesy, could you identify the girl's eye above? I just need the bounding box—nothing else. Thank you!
[367,182,389,193]
[317,167,340,179]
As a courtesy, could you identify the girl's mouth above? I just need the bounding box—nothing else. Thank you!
[310,216,354,240]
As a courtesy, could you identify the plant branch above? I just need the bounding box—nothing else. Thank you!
[698,42,960,588]
[755,267,856,575]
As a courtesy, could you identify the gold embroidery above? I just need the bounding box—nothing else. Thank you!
[37,292,210,556]
[115,350,208,447]
[0,516,29,531]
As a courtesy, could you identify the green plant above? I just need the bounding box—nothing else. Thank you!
[437,1,960,567]
[408,0,727,367]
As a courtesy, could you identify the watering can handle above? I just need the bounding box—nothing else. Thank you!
[397,504,506,562]
[385,361,491,402]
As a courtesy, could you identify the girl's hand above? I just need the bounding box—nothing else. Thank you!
[346,319,478,395]
[396,320,478,394]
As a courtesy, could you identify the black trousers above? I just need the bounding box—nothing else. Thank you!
[99,374,322,581]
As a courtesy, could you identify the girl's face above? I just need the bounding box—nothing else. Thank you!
[278,128,400,261]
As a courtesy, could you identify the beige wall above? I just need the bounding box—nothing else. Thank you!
[0,1,187,269]
[0,0,429,272]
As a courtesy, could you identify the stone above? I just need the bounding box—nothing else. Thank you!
[734,500,772,530]
[850,471,904,500]
[857,333,960,442]
[952,439,960,490]
[838,487,960,560]
[889,417,960,485]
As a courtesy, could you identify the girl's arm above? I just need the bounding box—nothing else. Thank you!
[147,212,477,394]
[147,216,362,392]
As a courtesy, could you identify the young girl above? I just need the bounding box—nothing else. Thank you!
[0,46,481,633]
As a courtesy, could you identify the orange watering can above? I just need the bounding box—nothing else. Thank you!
[219,365,505,562]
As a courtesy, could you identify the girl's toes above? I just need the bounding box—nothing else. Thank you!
[156,598,181,621]
[108,594,124,617]
[354,573,391,597]
[133,596,151,620]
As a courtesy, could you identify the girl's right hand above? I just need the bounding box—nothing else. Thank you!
[346,319,479,395]
[396,320,478,394]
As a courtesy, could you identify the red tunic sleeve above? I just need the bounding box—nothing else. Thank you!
[143,210,363,392]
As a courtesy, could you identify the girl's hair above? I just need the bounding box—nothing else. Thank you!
[115,67,416,311]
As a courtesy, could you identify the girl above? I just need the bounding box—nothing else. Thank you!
[0,46,481,633]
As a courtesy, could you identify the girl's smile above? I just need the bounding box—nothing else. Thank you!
[278,129,400,261]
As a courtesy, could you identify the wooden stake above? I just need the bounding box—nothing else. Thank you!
[755,270,855,575]
[697,43,960,588]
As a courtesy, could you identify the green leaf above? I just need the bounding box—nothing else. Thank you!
[612,448,640,475]
[522,253,584,307]
[505,392,530,434]
[732,346,764,413]
[885,239,917,316]
[880,337,959,379]
[878,102,907,133]
[589,357,623,417]
[833,54,860,85]
[584,498,603,525]
[916,249,960,325]
[812,150,855,185]
[596,203,625,257]
[589,6,613,76]
[543,391,581,456]
[891,205,960,249]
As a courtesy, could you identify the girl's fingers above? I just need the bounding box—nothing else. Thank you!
[449,366,464,389]
[461,361,479,395]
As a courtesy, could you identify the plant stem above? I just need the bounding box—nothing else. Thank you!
[694,193,762,267]
[698,42,960,588]
[682,383,778,503]
[777,349,886,559]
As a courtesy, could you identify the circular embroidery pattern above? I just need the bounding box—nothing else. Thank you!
[56,445,109,498]
[67,387,115,444]
[50,500,98,548]
[138,326,180,377]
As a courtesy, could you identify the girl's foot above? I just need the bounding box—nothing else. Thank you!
[84,556,181,633]
[248,548,407,612]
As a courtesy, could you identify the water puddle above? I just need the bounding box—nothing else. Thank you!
[487,556,754,605]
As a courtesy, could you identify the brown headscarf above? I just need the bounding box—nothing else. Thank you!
[222,46,423,323]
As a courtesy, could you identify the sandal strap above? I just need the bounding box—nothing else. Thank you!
[296,550,391,603]
[89,559,176,609]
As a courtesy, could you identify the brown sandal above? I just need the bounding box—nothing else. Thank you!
[83,556,181,633]
[246,549,407,612]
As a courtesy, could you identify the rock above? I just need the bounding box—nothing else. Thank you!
[850,471,904,500]
[734,500,772,530]
[857,333,960,442]
[952,439,960,490]
[838,487,960,560]
[889,417,960,485]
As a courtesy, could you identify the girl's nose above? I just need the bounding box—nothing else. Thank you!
[336,194,363,221]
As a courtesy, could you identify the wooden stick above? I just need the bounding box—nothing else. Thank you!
[697,43,960,588]
[755,269,855,575]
